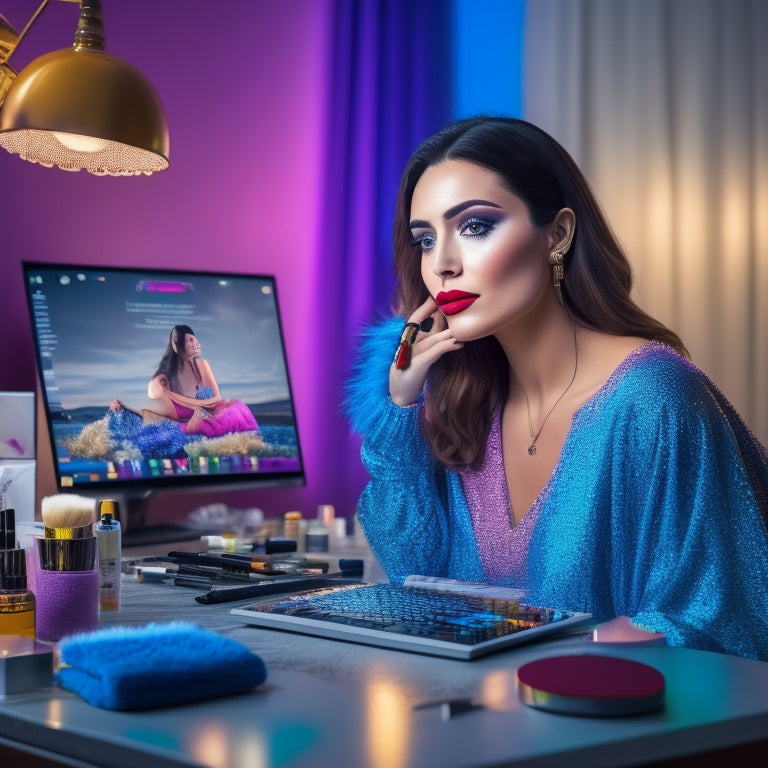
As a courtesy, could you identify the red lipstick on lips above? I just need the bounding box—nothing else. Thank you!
[435,290,479,316]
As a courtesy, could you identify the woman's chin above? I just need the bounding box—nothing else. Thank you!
[444,316,489,343]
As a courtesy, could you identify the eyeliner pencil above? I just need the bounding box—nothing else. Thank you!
[194,575,336,604]
[194,559,365,604]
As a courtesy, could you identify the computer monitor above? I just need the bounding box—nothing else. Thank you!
[22,262,305,542]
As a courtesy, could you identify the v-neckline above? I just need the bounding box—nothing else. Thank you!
[503,341,656,526]
[493,411,557,529]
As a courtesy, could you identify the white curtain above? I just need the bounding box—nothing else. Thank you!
[524,0,768,445]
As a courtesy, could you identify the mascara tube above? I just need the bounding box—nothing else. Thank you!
[95,500,121,611]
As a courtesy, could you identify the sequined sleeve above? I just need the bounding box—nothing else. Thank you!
[623,359,768,659]
[345,318,484,585]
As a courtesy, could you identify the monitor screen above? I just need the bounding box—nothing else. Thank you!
[23,262,305,534]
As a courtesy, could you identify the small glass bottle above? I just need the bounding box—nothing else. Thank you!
[305,522,330,553]
[317,504,335,529]
[0,508,36,639]
[283,511,302,542]
[95,500,122,612]
[305,504,334,553]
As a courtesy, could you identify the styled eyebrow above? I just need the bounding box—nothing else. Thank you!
[409,199,502,230]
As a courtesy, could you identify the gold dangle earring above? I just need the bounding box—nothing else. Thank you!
[549,250,565,306]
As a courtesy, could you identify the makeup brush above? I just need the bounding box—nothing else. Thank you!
[39,494,97,571]
[41,494,96,539]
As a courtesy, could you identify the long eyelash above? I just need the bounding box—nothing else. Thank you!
[460,216,496,238]
[411,233,435,250]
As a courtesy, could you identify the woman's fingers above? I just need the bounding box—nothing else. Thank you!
[409,296,439,325]
[389,300,463,406]
[391,298,439,373]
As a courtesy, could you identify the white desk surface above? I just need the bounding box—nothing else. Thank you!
[2,539,768,768]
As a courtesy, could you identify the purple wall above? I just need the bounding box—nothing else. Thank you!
[0,1,367,523]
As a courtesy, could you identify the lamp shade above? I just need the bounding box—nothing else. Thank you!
[0,45,169,175]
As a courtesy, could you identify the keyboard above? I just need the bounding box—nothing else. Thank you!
[231,583,592,659]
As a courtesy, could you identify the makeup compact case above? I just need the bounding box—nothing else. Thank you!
[54,620,267,710]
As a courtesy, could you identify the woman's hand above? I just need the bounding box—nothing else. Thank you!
[185,406,211,434]
[389,297,463,407]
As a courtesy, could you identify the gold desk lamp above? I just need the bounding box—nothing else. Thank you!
[0,0,168,176]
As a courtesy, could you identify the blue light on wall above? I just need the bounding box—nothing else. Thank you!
[451,0,525,118]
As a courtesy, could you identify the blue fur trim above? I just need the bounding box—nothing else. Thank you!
[55,621,267,710]
[344,317,404,436]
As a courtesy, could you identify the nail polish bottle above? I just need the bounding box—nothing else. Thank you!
[0,508,36,639]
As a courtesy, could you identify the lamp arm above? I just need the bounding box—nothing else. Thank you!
[1,0,82,67]
[0,12,23,67]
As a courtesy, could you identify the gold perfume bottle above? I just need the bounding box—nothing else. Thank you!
[0,508,35,639]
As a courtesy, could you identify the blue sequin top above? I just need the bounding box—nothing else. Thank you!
[345,318,768,660]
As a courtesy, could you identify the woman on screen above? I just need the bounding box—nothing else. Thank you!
[112,324,258,437]
[345,116,768,660]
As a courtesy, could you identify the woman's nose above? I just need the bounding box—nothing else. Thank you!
[432,240,462,278]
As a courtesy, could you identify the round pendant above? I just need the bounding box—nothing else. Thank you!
[528,445,537,456]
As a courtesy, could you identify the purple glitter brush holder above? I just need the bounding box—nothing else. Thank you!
[35,537,99,643]
[35,568,100,643]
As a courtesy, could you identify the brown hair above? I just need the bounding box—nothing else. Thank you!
[153,324,197,391]
[392,116,687,469]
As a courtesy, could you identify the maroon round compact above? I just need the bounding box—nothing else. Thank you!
[517,654,665,717]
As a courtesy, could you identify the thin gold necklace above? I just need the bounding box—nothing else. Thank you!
[522,323,578,456]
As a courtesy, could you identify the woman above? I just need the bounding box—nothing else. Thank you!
[345,116,768,660]
[113,325,258,437]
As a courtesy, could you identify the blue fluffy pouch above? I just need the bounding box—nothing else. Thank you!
[55,620,267,710]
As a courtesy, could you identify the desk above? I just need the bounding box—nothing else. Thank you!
[2,543,768,768]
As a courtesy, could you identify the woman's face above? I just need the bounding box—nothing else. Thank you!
[181,333,201,358]
[411,159,553,342]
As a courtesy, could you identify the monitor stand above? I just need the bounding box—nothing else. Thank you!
[109,491,201,548]
[122,523,202,548]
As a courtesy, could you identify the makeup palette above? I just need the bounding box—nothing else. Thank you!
[517,654,665,717]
